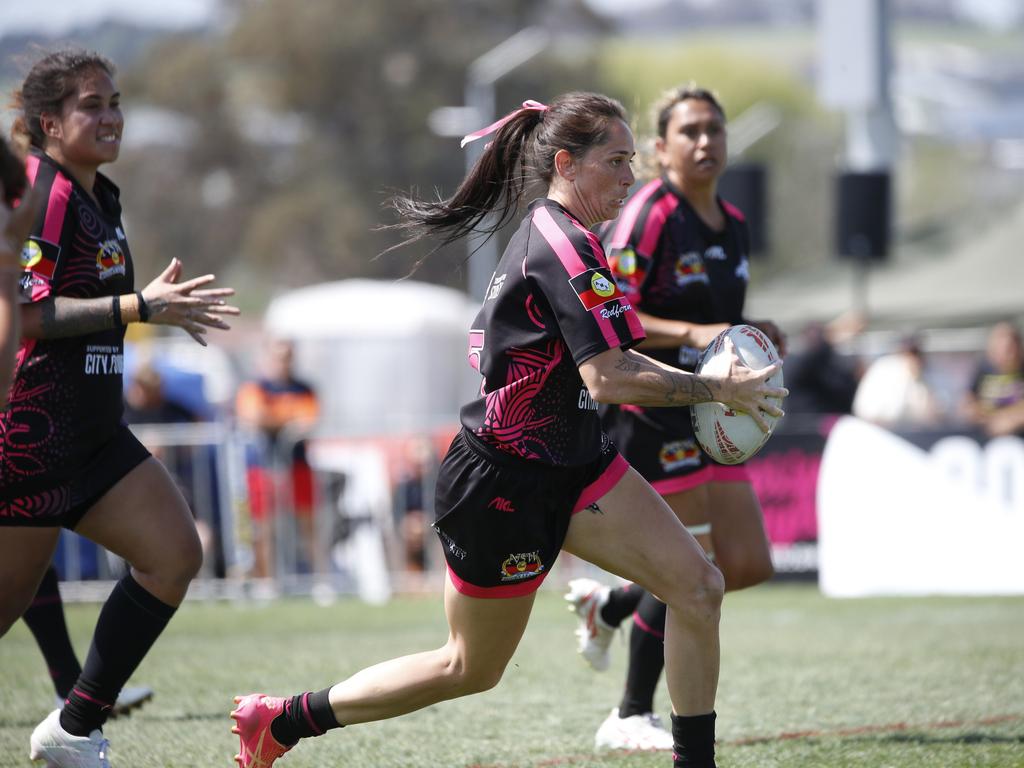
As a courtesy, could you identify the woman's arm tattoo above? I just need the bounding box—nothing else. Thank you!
[616,352,716,405]
[36,296,117,338]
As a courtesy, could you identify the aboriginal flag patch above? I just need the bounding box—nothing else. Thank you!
[569,268,626,311]
[21,237,61,280]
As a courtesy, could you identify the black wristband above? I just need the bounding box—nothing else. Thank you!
[135,290,150,322]
[112,294,124,329]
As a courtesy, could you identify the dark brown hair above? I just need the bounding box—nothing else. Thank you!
[654,85,726,139]
[11,49,115,149]
[387,91,627,262]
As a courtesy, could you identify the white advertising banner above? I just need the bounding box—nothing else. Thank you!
[818,417,1024,596]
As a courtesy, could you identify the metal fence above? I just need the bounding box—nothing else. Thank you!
[53,422,450,602]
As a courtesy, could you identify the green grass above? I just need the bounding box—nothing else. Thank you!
[2,583,1022,767]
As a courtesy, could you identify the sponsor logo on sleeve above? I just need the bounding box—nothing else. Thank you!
[487,273,506,300]
[569,268,627,311]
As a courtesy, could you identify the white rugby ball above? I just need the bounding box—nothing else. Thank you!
[690,324,784,465]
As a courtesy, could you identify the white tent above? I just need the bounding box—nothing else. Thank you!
[264,279,480,437]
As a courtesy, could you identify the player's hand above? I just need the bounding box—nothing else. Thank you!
[719,338,787,432]
[141,258,241,346]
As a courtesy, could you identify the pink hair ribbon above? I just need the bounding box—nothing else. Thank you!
[460,100,548,149]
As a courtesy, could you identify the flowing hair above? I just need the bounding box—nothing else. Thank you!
[383,91,627,270]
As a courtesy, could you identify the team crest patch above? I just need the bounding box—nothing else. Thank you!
[569,268,626,311]
[96,238,126,280]
[659,439,701,472]
[674,252,708,286]
[21,237,60,279]
[611,246,637,276]
[500,551,544,582]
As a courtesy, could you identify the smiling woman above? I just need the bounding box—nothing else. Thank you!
[1,49,239,768]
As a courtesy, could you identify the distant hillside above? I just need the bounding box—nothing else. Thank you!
[0,22,196,85]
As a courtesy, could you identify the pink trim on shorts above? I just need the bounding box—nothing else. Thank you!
[650,465,713,496]
[446,564,551,599]
[709,464,750,483]
[572,453,629,514]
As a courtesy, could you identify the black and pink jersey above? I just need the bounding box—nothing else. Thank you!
[459,198,645,466]
[601,176,750,373]
[0,149,134,496]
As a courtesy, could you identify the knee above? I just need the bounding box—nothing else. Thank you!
[439,647,506,698]
[142,522,203,586]
[662,561,724,625]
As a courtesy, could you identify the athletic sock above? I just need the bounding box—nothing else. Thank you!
[22,565,83,700]
[270,688,342,746]
[671,711,717,768]
[600,583,645,628]
[60,573,176,736]
[619,591,667,718]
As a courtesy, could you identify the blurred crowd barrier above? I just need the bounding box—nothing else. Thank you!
[52,415,1023,602]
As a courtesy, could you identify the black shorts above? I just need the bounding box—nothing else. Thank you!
[601,404,715,494]
[0,424,151,529]
[602,406,751,493]
[433,428,628,598]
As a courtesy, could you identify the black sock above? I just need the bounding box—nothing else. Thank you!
[619,592,667,718]
[22,566,83,700]
[600,583,645,628]
[270,688,342,746]
[671,711,716,768]
[60,574,176,736]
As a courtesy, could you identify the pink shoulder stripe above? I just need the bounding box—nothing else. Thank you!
[28,159,74,245]
[721,199,746,222]
[532,204,588,276]
[635,194,678,259]
[606,179,663,251]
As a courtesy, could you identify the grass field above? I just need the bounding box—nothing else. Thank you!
[1,582,1022,768]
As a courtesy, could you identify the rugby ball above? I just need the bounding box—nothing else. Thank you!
[690,324,784,465]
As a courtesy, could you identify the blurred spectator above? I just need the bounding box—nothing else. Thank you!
[784,314,864,416]
[391,440,435,574]
[852,334,943,428]
[236,337,320,578]
[122,362,227,577]
[962,321,1024,437]
[124,362,198,427]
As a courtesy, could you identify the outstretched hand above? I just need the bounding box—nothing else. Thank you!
[719,337,788,432]
[141,258,241,346]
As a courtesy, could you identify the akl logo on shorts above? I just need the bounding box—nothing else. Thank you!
[500,551,544,582]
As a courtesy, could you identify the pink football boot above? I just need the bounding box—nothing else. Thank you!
[230,694,292,768]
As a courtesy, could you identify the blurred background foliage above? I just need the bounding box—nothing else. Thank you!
[1,0,1017,314]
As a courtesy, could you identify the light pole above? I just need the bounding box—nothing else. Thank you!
[429,27,549,300]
